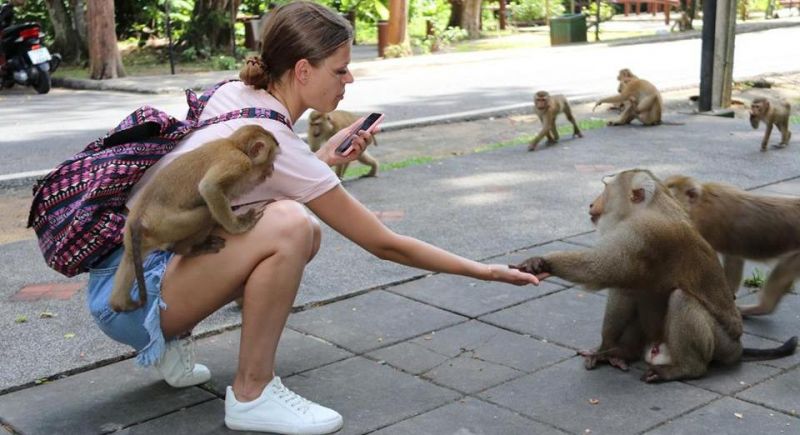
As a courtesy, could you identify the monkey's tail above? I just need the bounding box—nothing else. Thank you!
[742,336,798,360]
[130,219,148,305]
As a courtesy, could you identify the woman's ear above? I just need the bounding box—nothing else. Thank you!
[294,59,312,85]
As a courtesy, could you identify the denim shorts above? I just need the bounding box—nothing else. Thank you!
[87,247,175,366]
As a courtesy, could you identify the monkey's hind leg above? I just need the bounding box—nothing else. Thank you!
[358,152,379,178]
[739,252,800,316]
[562,104,583,138]
[580,290,643,371]
[778,120,791,147]
[641,289,714,383]
[608,102,637,126]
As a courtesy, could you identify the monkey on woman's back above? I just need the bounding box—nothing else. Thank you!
[109,125,281,312]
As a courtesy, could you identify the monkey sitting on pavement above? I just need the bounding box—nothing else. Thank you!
[109,125,281,312]
[611,68,638,112]
[529,91,583,151]
[665,174,800,316]
[511,169,797,382]
[749,97,792,151]
[594,78,663,126]
[307,110,379,178]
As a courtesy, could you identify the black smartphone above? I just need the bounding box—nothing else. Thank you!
[335,112,385,155]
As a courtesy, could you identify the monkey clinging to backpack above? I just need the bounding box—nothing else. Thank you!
[109,125,280,312]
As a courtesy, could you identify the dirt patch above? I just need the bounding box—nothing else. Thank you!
[0,186,35,245]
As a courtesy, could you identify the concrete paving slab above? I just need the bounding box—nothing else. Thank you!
[286,290,467,353]
[739,293,800,343]
[366,341,451,375]
[750,177,800,198]
[0,359,215,434]
[282,356,460,435]
[194,328,354,396]
[422,353,524,394]
[683,361,782,395]
[480,357,720,435]
[480,288,606,350]
[371,397,567,435]
[115,399,232,435]
[388,271,565,318]
[372,320,574,375]
[644,397,799,435]
[736,367,800,416]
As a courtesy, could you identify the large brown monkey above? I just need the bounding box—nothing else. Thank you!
[594,78,663,126]
[109,125,281,312]
[749,97,792,151]
[529,91,583,151]
[665,175,800,316]
[307,110,379,178]
[512,169,797,382]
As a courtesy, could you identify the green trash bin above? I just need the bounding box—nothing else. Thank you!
[549,14,587,45]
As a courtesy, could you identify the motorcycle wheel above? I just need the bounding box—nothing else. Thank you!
[33,67,50,94]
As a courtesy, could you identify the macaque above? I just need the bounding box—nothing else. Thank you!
[529,91,583,151]
[594,78,663,126]
[612,69,638,111]
[512,169,797,382]
[670,12,692,32]
[109,125,281,312]
[307,110,379,178]
[749,97,792,151]
[665,175,800,316]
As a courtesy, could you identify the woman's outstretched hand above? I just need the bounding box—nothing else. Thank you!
[487,264,548,286]
[315,117,376,167]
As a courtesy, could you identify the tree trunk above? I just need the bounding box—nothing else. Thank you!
[44,0,86,63]
[71,0,88,48]
[87,0,125,79]
[448,0,464,28]
[462,0,482,39]
[184,0,239,55]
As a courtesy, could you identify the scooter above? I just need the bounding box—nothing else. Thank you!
[0,20,60,94]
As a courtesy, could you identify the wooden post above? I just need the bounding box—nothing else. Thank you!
[699,0,717,111]
[713,0,736,108]
[387,0,407,46]
[499,0,507,30]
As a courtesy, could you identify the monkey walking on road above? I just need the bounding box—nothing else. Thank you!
[512,169,797,382]
[749,97,792,151]
[529,91,583,151]
[109,125,281,312]
[666,174,800,316]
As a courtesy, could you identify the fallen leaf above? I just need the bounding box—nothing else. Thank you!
[734,413,743,419]
[15,315,27,324]
[40,311,57,319]
[64,333,76,339]
[589,398,600,405]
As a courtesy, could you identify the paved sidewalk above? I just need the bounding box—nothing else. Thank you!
[1,109,799,434]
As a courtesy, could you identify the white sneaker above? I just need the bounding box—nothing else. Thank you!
[225,376,343,434]
[155,336,212,388]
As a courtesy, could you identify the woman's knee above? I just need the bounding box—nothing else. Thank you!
[253,200,317,251]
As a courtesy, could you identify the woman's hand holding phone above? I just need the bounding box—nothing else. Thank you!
[316,113,384,166]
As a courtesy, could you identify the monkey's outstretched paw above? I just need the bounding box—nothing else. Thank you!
[510,257,550,275]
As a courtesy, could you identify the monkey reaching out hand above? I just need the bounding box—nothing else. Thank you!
[749,97,792,151]
[594,78,663,126]
[109,125,281,312]
[529,91,583,151]
[511,169,797,382]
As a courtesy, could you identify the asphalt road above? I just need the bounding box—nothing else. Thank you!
[1,26,798,177]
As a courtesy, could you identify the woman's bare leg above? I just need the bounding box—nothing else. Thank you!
[159,200,321,401]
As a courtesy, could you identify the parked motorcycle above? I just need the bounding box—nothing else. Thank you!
[0,18,61,94]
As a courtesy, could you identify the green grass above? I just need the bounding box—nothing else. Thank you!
[344,118,606,179]
[790,114,800,125]
[743,268,766,288]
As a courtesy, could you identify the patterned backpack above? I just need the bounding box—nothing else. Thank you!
[27,80,292,277]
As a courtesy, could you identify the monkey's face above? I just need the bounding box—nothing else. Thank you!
[308,111,325,137]
[664,176,700,210]
[749,102,767,128]
[534,96,550,111]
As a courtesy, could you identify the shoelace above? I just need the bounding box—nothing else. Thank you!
[177,336,196,375]
[272,381,313,413]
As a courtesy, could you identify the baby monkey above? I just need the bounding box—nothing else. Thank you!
[529,91,583,151]
[109,125,281,312]
[749,97,792,151]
